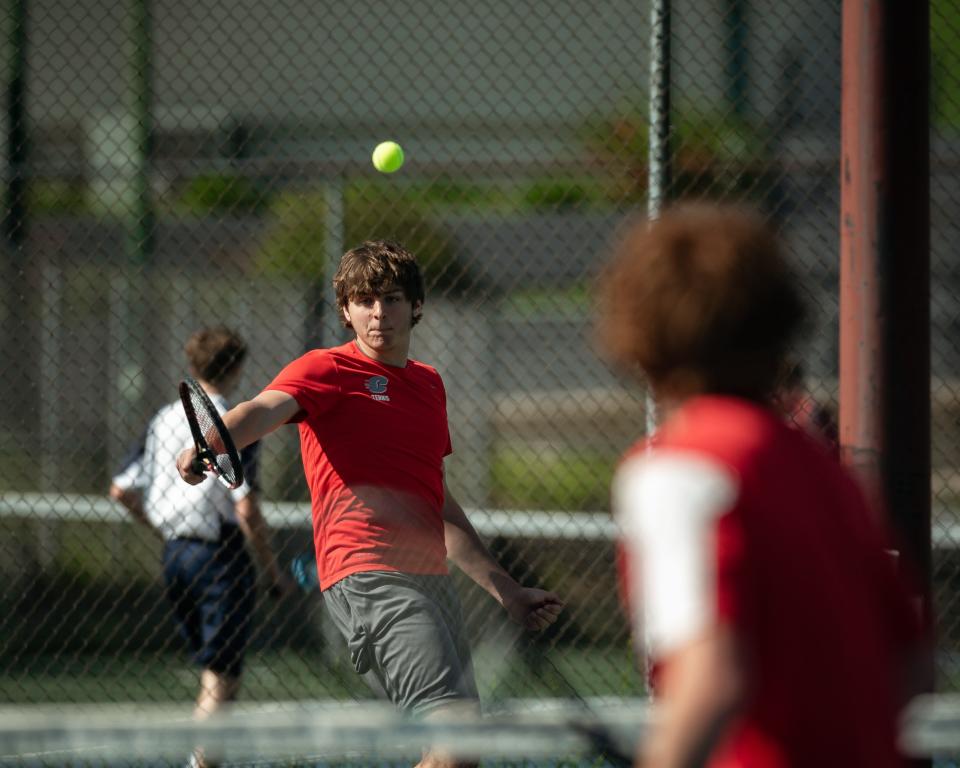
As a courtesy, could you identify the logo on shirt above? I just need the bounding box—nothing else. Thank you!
[364,375,390,401]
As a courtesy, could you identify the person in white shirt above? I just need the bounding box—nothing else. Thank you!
[110,326,291,727]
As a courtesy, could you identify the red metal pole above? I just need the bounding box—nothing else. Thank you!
[840,0,885,514]
[840,0,931,622]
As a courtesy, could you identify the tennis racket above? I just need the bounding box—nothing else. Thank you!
[178,376,244,490]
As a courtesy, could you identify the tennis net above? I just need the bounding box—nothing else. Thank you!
[0,698,641,767]
[0,695,958,766]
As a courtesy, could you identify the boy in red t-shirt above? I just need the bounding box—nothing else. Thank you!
[176,241,562,755]
[596,205,923,768]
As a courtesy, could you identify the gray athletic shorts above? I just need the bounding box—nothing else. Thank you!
[323,570,479,715]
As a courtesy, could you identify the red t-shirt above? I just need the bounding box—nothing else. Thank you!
[614,395,917,768]
[266,341,452,589]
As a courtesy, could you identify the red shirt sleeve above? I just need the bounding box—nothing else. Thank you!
[714,509,746,626]
[264,350,341,421]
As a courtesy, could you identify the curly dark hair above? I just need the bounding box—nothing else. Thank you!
[184,326,247,384]
[596,204,805,401]
[333,240,425,328]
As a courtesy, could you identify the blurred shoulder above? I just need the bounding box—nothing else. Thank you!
[613,445,740,539]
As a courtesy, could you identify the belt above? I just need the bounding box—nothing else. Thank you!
[170,523,242,545]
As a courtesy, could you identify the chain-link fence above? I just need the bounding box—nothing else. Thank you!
[0,0,958,712]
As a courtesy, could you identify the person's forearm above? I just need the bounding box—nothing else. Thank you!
[642,701,738,768]
[442,484,564,631]
[178,391,297,486]
[235,496,281,582]
[110,485,156,533]
[640,632,744,768]
[129,504,152,529]
[223,400,283,450]
[443,502,519,605]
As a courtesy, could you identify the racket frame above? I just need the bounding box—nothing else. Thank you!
[178,376,245,490]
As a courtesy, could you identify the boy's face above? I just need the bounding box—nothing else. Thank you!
[343,285,422,366]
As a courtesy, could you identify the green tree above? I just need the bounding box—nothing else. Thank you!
[256,190,328,277]
[254,182,458,292]
[582,101,774,204]
[932,0,960,130]
[176,174,269,214]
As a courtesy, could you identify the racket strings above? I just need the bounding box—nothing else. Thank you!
[188,390,240,487]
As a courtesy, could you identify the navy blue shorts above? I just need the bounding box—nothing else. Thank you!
[162,525,255,677]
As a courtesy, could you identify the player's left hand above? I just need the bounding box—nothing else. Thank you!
[504,587,564,631]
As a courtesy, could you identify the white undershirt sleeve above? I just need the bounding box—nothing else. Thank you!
[614,451,738,658]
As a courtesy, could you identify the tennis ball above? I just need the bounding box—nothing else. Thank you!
[372,141,404,173]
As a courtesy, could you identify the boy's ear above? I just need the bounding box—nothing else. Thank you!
[412,300,423,322]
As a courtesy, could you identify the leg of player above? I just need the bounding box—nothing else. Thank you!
[195,668,240,718]
[190,669,240,768]
[325,573,481,767]
[416,700,481,768]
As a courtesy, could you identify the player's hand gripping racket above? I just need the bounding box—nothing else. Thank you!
[179,376,244,490]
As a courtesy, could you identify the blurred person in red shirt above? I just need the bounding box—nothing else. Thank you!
[597,204,923,768]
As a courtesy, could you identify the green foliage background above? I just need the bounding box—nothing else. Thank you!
[933,0,960,130]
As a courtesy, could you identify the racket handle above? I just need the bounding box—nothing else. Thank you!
[190,457,206,475]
